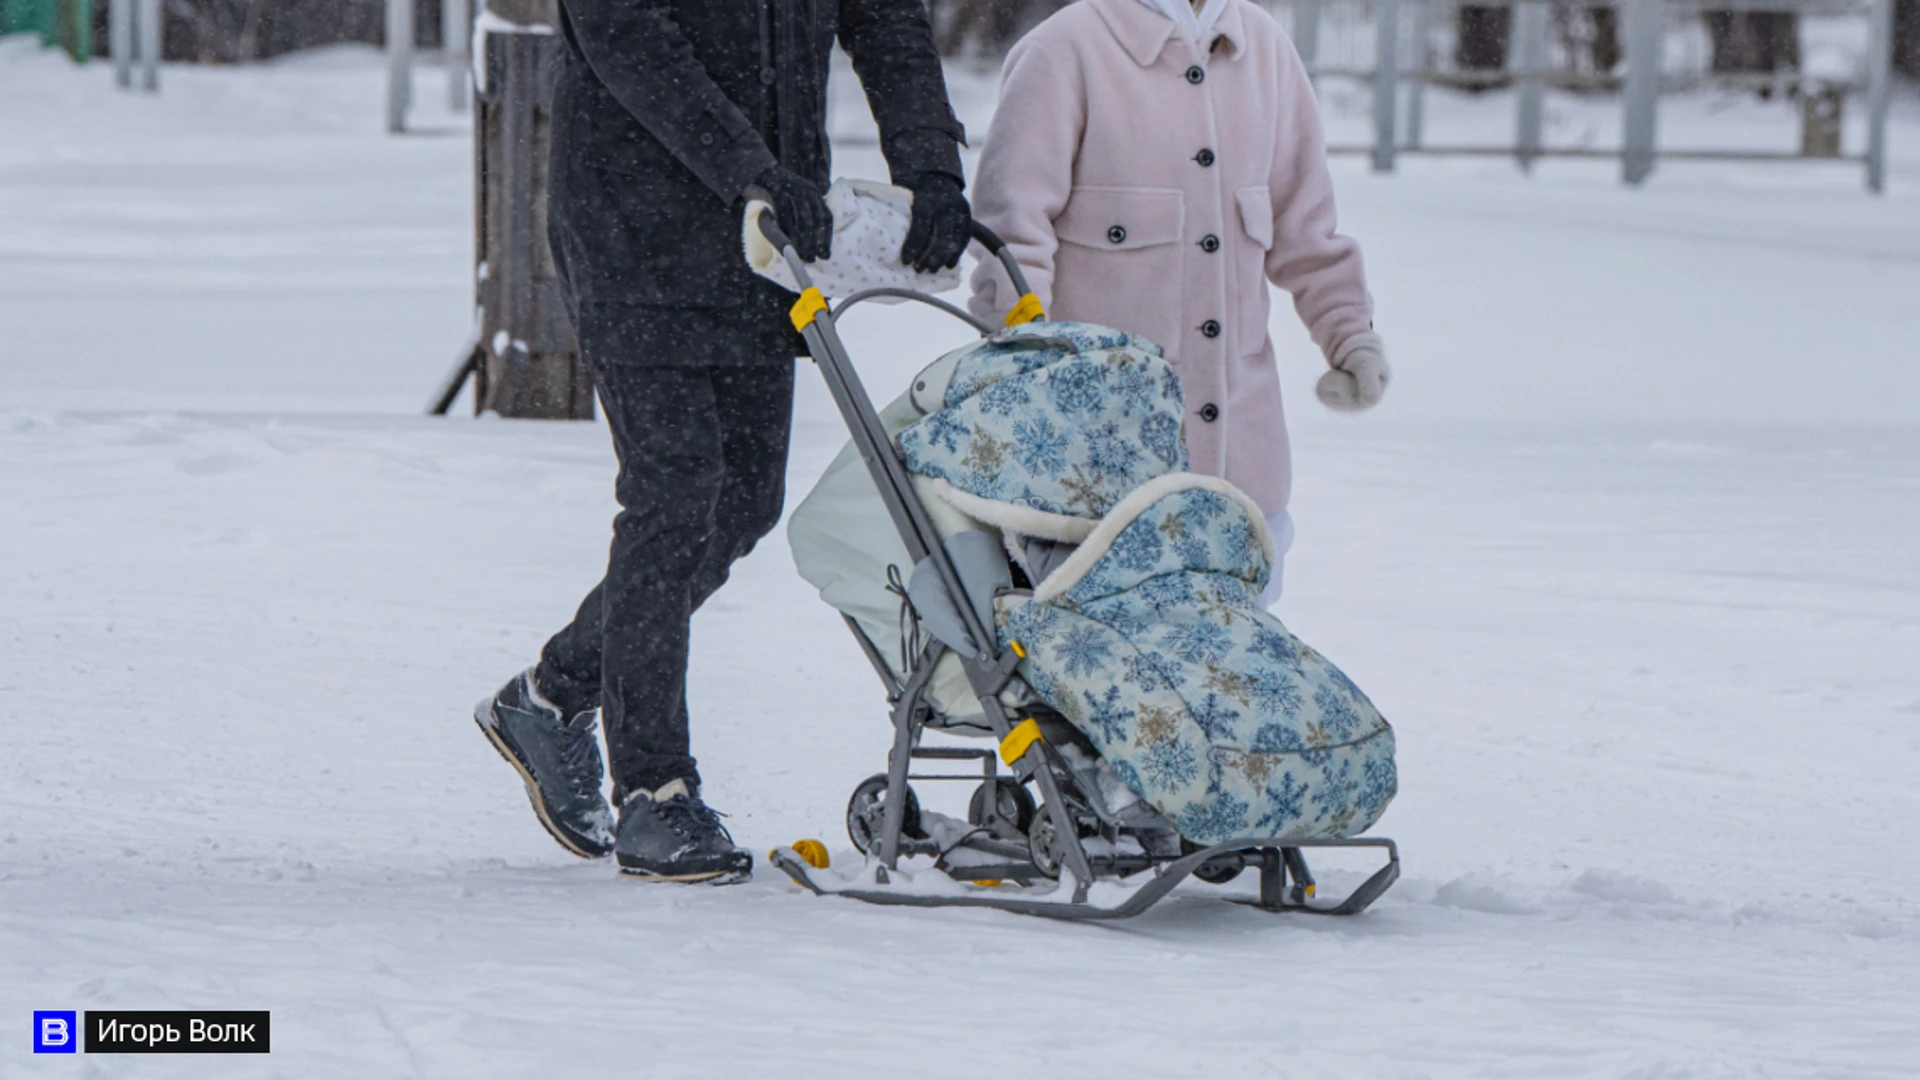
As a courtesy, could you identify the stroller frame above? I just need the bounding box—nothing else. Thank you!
[756,211,1399,919]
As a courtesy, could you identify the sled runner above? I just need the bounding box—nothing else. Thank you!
[770,836,1400,921]
[757,210,1400,919]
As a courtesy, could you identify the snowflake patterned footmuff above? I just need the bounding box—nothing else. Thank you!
[997,478,1397,845]
[890,322,1398,845]
[897,320,1190,541]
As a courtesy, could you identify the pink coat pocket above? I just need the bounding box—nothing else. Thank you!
[1052,187,1187,352]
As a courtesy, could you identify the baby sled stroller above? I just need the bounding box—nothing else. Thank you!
[758,210,1400,919]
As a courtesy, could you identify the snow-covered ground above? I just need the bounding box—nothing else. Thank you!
[4,38,1919,1079]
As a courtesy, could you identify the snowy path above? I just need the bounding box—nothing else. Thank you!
[5,42,1919,1078]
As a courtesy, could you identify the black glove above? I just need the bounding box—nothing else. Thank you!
[746,166,833,263]
[898,172,972,274]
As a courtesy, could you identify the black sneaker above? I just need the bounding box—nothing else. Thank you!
[474,668,615,859]
[615,779,753,884]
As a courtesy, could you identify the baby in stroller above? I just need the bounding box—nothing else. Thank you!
[753,202,1397,918]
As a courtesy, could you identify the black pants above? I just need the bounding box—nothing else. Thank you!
[535,363,795,803]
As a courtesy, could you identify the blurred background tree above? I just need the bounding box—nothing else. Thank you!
[1455,4,1512,77]
[1704,8,1799,78]
[1447,3,1620,88]
[72,0,447,62]
[927,0,1066,57]
[12,0,1907,81]
[1898,0,1918,79]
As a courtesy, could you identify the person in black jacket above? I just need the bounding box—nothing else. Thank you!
[474,0,972,884]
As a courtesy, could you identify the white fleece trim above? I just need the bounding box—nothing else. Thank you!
[927,478,1098,544]
[1031,473,1278,604]
[741,198,780,277]
[1003,530,1034,580]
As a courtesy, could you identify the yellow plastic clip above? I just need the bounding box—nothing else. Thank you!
[789,287,828,332]
[998,718,1044,766]
[1008,640,1027,659]
[1004,292,1045,327]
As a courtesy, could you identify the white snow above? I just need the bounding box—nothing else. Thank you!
[4,36,1919,1078]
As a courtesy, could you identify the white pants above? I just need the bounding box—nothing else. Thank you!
[1258,509,1295,609]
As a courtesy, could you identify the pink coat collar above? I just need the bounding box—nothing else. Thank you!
[1087,0,1249,66]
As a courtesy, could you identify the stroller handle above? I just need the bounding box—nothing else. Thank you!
[752,207,1040,322]
[967,220,1016,259]
[752,206,1089,887]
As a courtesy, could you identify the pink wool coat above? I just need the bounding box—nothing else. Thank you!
[968,0,1373,514]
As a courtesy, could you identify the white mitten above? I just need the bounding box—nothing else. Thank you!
[1316,331,1390,412]
[742,179,963,298]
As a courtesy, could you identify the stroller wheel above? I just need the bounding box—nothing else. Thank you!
[1180,838,1246,885]
[846,774,924,856]
[1027,806,1067,879]
[967,779,1036,837]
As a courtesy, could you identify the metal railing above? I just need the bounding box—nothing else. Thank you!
[1277,0,1899,190]
[385,0,476,133]
[106,0,160,93]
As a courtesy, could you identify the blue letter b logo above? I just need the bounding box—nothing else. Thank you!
[34,1011,77,1054]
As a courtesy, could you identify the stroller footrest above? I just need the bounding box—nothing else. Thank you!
[910,746,996,761]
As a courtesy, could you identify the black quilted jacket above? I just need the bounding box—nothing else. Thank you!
[550,0,965,366]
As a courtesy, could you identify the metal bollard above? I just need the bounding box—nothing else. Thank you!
[1865,0,1894,193]
[1513,0,1550,173]
[1403,0,1431,152]
[136,0,159,92]
[446,0,472,113]
[1621,0,1662,186]
[1371,0,1402,173]
[110,0,132,89]
[386,0,414,133]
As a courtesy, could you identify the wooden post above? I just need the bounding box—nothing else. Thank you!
[473,10,593,419]
[1798,84,1843,159]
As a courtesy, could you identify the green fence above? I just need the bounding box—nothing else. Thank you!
[0,0,92,61]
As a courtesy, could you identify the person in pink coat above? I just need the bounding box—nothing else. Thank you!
[969,0,1389,600]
